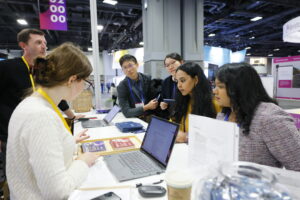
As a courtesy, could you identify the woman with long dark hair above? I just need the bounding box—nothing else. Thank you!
[173,62,220,143]
[214,62,300,171]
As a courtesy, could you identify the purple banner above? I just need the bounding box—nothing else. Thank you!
[40,0,68,31]
[278,80,292,88]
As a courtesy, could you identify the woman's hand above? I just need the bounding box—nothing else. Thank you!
[75,129,90,143]
[160,102,168,110]
[176,131,188,143]
[74,114,85,120]
[76,152,99,167]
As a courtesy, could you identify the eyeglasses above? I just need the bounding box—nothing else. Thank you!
[165,60,178,68]
[84,79,94,90]
[122,63,135,71]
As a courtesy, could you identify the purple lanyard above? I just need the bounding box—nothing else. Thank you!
[224,112,230,121]
[172,82,177,99]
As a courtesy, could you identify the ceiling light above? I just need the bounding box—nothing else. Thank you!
[17,19,28,25]
[298,50,300,52]
[245,47,251,49]
[249,36,255,39]
[139,41,144,45]
[97,25,104,31]
[208,33,215,37]
[250,16,263,21]
[88,47,93,51]
[235,35,239,37]
[273,48,280,51]
[246,53,251,56]
[268,54,273,57]
[103,0,118,5]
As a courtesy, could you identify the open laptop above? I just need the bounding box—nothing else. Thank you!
[104,116,179,182]
[81,105,121,128]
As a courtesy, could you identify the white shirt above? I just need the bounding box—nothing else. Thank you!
[7,96,89,200]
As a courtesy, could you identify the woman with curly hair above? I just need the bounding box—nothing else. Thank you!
[214,62,300,171]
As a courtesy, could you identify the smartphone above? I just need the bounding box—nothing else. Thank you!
[155,94,161,101]
[90,192,121,200]
[163,98,175,103]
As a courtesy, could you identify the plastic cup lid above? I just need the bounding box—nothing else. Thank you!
[165,170,194,189]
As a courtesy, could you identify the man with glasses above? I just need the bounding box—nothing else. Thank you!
[117,54,158,119]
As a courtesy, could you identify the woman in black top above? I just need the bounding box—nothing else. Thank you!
[159,53,183,118]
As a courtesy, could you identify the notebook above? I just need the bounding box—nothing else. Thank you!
[104,116,179,182]
[115,121,144,133]
[81,105,121,128]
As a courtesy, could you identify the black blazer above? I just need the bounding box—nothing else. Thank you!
[117,73,155,118]
[159,75,177,119]
[0,58,69,142]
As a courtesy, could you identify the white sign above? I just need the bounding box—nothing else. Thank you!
[188,114,239,168]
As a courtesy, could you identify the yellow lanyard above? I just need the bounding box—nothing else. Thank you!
[21,56,36,91]
[37,88,72,135]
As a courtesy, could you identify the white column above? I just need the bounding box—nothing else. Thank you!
[90,0,101,109]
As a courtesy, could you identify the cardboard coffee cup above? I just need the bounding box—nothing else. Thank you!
[165,170,194,200]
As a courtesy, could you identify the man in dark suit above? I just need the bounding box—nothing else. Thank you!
[117,54,158,119]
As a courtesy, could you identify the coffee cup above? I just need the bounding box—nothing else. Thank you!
[165,170,194,200]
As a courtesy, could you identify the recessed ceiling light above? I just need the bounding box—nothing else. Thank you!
[88,47,93,51]
[273,48,280,51]
[246,53,251,56]
[245,47,251,49]
[208,33,215,37]
[249,36,255,39]
[250,16,263,22]
[97,25,104,31]
[139,41,144,45]
[298,50,300,52]
[17,19,28,25]
[103,0,118,5]
[268,54,273,56]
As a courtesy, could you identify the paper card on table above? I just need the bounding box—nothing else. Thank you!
[81,141,106,153]
[79,135,141,156]
[188,114,239,167]
[109,138,135,150]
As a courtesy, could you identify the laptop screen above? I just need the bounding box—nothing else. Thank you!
[141,116,179,166]
[104,105,121,123]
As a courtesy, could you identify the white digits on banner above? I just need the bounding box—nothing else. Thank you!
[58,15,66,23]
[50,0,57,3]
[50,14,58,22]
[58,0,64,4]
[58,5,65,13]
[50,5,57,13]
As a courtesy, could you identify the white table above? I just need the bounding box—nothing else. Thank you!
[69,112,189,200]
[69,112,300,200]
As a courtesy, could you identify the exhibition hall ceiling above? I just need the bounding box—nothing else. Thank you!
[1,0,300,57]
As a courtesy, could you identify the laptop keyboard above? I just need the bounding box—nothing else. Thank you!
[119,152,159,175]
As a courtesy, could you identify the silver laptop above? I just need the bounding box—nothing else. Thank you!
[81,105,121,128]
[104,116,179,182]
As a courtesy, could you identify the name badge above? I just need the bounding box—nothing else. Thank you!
[135,103,144,108]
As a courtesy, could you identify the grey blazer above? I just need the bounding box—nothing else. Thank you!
[117,73,155,118]
[217,102,300,171]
